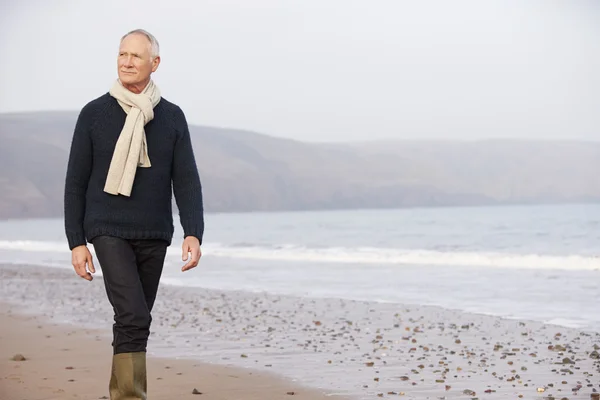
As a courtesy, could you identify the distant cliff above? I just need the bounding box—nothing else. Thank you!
[0,111,598,219]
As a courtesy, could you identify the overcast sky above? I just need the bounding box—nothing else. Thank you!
[0,0,598,142]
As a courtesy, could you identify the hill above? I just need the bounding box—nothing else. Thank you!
[0,111,598,219]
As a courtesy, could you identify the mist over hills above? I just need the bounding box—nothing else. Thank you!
[0,111,598,219]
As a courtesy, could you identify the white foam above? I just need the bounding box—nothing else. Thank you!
[2,239,599,271]
[0,240,71,253]
[544,318,589,329]
[200,243,600,271]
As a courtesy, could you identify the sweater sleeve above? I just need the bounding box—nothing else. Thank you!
[64,105,94,250]
[172,107,205,244]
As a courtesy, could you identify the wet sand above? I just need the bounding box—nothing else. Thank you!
[1,263,599,399]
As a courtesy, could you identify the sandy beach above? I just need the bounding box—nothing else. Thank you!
[0,306,350,400]
[1,263,599,399]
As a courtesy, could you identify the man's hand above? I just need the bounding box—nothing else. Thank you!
[181,236,201,272]
[71,245,95,281]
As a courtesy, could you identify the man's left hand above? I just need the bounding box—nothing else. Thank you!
[181,236,201,272]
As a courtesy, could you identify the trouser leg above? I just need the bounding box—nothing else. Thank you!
[93,235,151,354]
[132,239,168,327]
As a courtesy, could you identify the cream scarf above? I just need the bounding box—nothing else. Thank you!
[104,79,161,196]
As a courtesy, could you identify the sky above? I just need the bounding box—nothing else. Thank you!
[0,0,598,142]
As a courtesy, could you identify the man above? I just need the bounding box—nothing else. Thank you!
[64,29,204,400]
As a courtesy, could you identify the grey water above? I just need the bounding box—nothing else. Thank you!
[0,203,599,332]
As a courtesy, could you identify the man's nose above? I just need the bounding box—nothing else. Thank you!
[123,56,133,66]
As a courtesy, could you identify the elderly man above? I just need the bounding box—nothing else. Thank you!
[64,29,204,399]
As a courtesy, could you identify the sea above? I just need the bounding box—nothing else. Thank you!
[0,203,599,333]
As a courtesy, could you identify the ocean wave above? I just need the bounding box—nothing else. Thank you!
[202,243,600,270]
[1,240,598,270]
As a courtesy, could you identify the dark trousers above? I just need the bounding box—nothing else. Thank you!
[92,235,169,355]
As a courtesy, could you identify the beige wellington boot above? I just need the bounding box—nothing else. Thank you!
[109,352,148,400]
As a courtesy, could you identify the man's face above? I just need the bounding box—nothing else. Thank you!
[117,33,160,88]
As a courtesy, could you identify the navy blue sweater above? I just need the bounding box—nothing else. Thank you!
[64,93,204,250]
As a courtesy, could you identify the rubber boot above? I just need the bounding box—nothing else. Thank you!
[109,352,147,400]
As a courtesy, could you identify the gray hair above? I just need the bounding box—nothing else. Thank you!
[121,29,160,58]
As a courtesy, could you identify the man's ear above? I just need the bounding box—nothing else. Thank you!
[151,56,161,72]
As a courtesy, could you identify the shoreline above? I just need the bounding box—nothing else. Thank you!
[1,263,599,399]
[2,260,599,337]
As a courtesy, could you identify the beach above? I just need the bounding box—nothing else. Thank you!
[1,263,598,400]
[0,306,346,400]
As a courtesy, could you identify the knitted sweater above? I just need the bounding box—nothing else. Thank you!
[64,93,204,250]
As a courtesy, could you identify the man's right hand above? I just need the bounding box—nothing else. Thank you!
[71,245,96,281]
